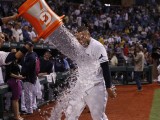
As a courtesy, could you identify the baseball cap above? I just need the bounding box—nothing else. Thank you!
[25,41,33,47]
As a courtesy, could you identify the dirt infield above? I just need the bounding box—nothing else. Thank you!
[22,83,160,120]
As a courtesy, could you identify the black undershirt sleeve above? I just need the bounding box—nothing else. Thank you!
[100,61,112,88]
[5,52,16,64]
[5,46,28,64]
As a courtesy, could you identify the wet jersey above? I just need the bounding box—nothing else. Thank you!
[77,37,109,91]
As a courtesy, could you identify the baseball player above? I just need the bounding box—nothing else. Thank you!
[63,26,116,120]
[50,26,117,120]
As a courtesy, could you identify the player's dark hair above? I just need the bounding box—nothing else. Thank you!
[77,26,89,32]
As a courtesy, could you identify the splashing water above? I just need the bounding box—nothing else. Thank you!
[48,25,103,120]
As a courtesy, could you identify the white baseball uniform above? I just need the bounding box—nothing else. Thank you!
[64,38,109,120]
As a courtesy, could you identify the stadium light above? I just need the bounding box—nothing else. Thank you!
[104,4,111,6]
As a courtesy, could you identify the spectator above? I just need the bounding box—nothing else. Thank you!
[61,54,71,71]
[5,48,25,120]
[38,49,53,101]
[143,48,150,65]
[50,52,70,99]
[38,49,53,77]
[2,22,14,42]
[53,53,68,73]
[28,26,37,41]
[22,25,31,42]
[132,45,145,91]
[12,22,23,42]
[110,52,118,66]
[123,44,129,57]
[64,56,76,70]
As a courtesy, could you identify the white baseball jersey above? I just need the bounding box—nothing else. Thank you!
[85,37,109,63]
[0,51,10,66]
[77,37,109,91]
[64,38,109,120]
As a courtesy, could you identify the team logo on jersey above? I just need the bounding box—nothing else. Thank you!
[99,54,107,62]
[99,54,104,59]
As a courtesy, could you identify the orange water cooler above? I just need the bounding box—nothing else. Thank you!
[18,0,64,40]
[18,0,82,61]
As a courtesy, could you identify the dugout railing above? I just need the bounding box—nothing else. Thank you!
[110,65,153,85]
[2,42,55,49]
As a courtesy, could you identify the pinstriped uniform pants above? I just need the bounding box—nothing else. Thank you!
[65,83,108,120]
[23,82,36,113]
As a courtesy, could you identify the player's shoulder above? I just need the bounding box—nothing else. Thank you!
[91,38,104,47]
[0,51,10,55]
[91,38,105,50]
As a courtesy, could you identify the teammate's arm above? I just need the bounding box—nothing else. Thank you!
[5,44,30,64]
[0,14,17,25]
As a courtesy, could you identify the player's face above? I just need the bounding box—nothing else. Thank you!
[75,31,90,47]
[0,33,5,48]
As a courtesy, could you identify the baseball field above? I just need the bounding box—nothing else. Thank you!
[21,83,160,120]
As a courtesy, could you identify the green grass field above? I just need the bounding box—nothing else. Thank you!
[150,89,160,120]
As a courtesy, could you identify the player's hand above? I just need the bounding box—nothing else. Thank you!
[11,13,18,20]
[107,86,117,99]
[18,75,26,80]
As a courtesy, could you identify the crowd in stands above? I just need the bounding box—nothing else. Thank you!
[0,0,160,66]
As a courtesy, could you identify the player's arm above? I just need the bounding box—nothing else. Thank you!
[10,73,25,79]
[0,14,17,25]
[100,61,116,98]
[97,44,116,98]
[5,44,30,64]
[100,61,111,88]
